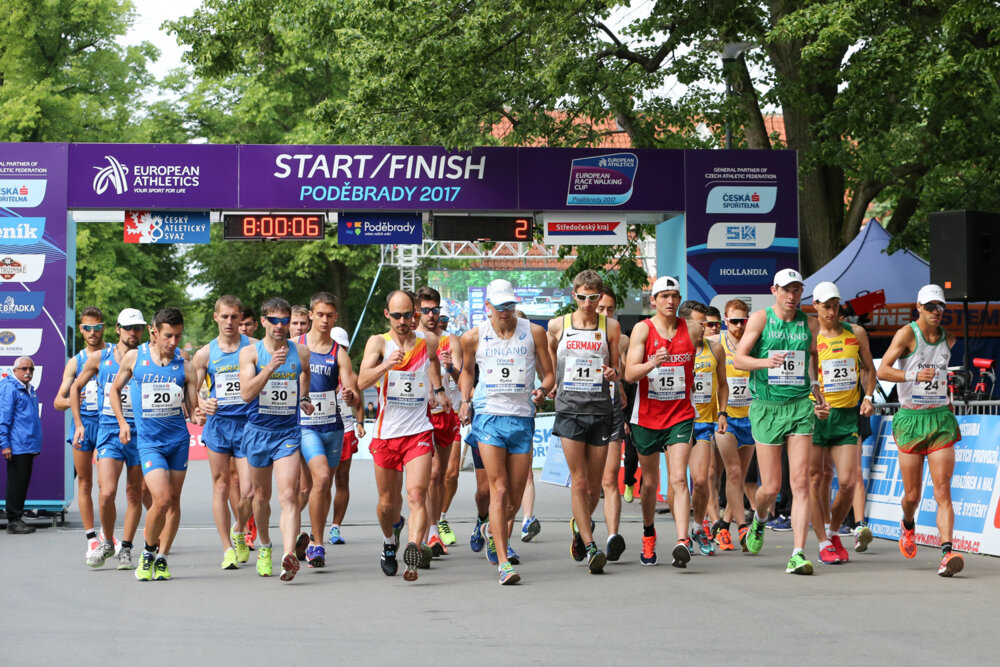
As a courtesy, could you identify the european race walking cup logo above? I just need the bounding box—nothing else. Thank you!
[92,156,129,195]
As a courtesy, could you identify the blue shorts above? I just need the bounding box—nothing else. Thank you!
[301,428,344,464]
[728,416,754,448]
[475,414,533,455]
[96,424,139,468]
[138,439,189,474]
[243,422,301,469]
[70,414,102,452]
[694,421,716,444]
[203,415,247,458]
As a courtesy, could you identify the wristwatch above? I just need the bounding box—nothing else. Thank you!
[719,411,729,418]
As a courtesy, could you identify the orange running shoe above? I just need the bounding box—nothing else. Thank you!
[640,531,657,565]
[716,528,736,551]
[938,552,964,577]
[428,534,449,556]
[899,521,917,559]
[246,516,257,550]
[738,524,749,552]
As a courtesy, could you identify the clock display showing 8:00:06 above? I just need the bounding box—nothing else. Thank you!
[223,213,326,240]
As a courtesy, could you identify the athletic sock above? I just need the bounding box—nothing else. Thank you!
[826,527,836,539]
[643,524,656,537]
[429,524,439,538]
[86,529,98,540]
[439,513,447,521]
[478,514,488,523]
[755,512,767,525]
[942,542,953,555]
[819,540,832,550]
[902,519,915,531]
[792,548,804,557]
[384,536,397,547]
[143,542,158,554]
[122,540,133,550]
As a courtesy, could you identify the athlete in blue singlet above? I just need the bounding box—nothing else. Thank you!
[110,307,203,582]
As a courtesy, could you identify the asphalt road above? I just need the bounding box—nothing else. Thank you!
[3,458,997,665]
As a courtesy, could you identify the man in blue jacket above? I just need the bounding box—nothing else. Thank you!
[1,357,42,534]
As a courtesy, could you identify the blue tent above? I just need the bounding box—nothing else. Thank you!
[803,220,928,304]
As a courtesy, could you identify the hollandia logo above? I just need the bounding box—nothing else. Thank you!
[0,255,45,283]
[0,218,46,245]
[0,180,47,207]
[0,292,45,319]
[92,156,129,195]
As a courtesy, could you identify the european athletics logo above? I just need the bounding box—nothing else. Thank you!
[92,156,129,195]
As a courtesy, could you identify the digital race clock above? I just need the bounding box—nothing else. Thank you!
[432,214,533,242]
[223,212,326,241]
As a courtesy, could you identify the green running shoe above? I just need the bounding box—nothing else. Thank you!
[623,484,634,503]
[221,548,239,570]
[257,546,273,577]
[153,557,171,581]
[786,552,814,575]
[745,517,765,554]
[135,551,154,581]
[231,527,250,563]
[438,519,456,546]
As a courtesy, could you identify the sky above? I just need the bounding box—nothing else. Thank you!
[123,0,203,80]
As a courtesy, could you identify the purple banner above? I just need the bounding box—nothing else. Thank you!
[238,145,518,210]
[684,150,799,313]
[0,142,70,505]
[67,143,239,209]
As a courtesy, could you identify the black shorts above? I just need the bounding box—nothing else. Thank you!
[608,406,625,442]
[858,410,873,440]
[553,412,612,447]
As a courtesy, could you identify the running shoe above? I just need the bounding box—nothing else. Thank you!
[232,527,250,563]
[381,542,398,576]
[701,519,713,538]
[768,515,792,531]
[153,557,171,581]
[506,545,520,565]
[419,543,433,569]
[135,551,154,581]
[711,519,727,539]
[294,532,310,560]
[221,548,239,570]
[403,542,421,581]
[438,519,456,546]
[623,484,634,503]
[715,528,736,551]
[588,549,607,574]
[899,521,917,559]
[838,524,853,535]
[328,524,345,545]
[938,552,964,577]
[499,561,520,585]
[672,539,692,568]
[392,516,405,544]
[485,524,499,565]
[246,516,257,550]
[117,546,135,570]
[786,552,814,575]
[86,540,115,568]
[854,523,873,553]
[521,515,541,542]
[818,544,841,565]
[607,534,626,561]
[738,524,749,552]
[470,517,486,552]
[280,552,300,582]
[746,517,765,554]
[830,534,850,562]
[257,546,273,577]
[570,518,587,562]
[428,534,448,557]
[691,528,716,556]
[640,531,657,566]
[306,544,326,568]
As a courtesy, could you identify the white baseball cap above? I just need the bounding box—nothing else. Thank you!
[812,281,841,304]
[117,308,146,326]
[917,284,946,305]
[773,268,805,287]
[439,302,452,319]
[331,326,350,348]
[486,279,518,306]
[651,275,681,297]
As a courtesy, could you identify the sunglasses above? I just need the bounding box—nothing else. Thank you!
[493,303,517,312]
[574,293,601,302]
[922,303,945,312]
[81,323,105,333]
[119,325,144,332]
[14,366,34,372]
[388,311,415,320]
[726,318,748,325]
[439,317,450,324]
[703,321,722,327]
[419,306,441,315]
[265,316,291,326]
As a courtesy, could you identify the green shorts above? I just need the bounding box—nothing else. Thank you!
[749,397,814,446]
[892,406,960,456]
[813,406,860,447]
[630,419,694,456]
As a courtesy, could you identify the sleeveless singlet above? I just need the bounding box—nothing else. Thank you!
[206,335,251,419]
[630,317,696,429]
[722,334,751,418]
[248,339,300,430]
[816,323,862,408]
[298,334,343,432]
[129,343,188,444]
[692,338,718,423]
[76,344,111,417]
[375,331,433,439]
[896,322,951,409]
[555,313,611,414]
[476,317,536,418]
[749,307,812,402]
[98,345,134,427]
[432,333,458,415]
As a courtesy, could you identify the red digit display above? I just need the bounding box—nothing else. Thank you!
[224,213,326,241]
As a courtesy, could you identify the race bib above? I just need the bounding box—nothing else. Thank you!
[767,350,806,385]
[912,368,948,405]
[648,365,685,401]
[562,356,603,393]
[140,382,184,419]
[214,371,242,406]
[83,379,99,412]
[483,356,527,394]
[338,394,356,429]
[259,378,297,415]
[102,381,133,419]
[727,376,751,407]
[822,358,858,394]
[692,371,713,404]
[387,369,427,407]
[301,389,338,426]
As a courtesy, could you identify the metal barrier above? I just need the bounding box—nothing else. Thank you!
[874,401,1000,417]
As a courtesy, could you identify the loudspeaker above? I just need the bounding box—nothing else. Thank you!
[929,210,1000,302]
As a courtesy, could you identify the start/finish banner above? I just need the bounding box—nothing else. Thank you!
[864,414,1000,556]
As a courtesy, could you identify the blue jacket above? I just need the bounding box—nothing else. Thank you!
[0,375,41,455]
